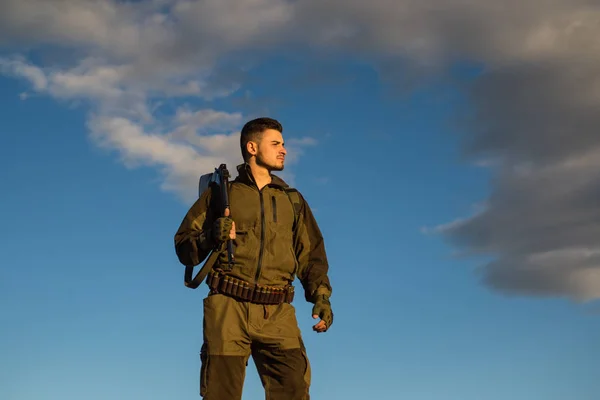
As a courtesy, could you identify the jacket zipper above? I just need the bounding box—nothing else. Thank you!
[271,196,277,222]
[254,190,266,284]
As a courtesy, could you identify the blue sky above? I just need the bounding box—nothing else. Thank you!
[2,1,600,400]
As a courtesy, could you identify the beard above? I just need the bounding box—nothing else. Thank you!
[256,154,284,172]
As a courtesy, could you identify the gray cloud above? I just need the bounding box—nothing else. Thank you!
[292,0,600,303]
[2,0,599,301]
[435,59,600,302]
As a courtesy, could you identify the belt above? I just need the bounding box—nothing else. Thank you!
[206,270,295,305]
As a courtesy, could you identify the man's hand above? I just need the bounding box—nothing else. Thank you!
[213,208,236,242]
[312,294,333,333]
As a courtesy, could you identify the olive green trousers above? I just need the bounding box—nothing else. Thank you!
[200,293,311,400]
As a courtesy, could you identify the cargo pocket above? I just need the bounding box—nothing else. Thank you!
[199,344,210,397]
[299,337,311,391]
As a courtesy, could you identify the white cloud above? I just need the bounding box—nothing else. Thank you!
[3,0,600,301]
[0,57,47,90]
[0,0,315,203]
[87,114,236,200]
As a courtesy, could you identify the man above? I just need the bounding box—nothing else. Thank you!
[174,117,333,400]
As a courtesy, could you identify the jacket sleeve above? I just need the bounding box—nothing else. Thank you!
[293,193,332,303]
[174,187,217,267]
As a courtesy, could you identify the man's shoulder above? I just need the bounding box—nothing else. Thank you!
[280,187,305,217]
[284,185,301,197]
[283,186,300,195]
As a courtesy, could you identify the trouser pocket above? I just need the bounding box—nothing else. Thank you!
[200,344,210,397]
[299,337,311,397]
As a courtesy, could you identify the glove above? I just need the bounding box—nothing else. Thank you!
[312,294,333,332]
[212,217,234,243]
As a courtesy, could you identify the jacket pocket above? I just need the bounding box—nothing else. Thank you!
[218,230,248,264]
[271,196,278,223]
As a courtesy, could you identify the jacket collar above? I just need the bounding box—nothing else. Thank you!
[235,162,289,189]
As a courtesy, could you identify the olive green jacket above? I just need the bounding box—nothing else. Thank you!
[174,163,332,302]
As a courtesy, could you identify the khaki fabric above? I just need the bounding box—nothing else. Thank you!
[174,162,332,302]
[200,293,311,400]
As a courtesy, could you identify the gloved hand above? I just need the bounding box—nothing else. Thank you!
[312,294,333,333]
[212,216,235,243]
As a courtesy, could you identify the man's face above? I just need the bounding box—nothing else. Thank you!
[254,129,287,171]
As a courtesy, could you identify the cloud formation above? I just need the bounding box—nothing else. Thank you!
[0,0,315,200]
[2,0,600,301]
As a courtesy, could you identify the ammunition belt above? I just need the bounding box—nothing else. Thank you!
[206,270,295,305]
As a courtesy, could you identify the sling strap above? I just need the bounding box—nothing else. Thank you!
[184,244,222,289]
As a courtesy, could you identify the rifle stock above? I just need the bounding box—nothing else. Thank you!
[184,163,234,289]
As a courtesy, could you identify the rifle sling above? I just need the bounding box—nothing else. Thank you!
[184,247,221,289]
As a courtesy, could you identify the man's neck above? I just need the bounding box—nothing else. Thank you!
[248,162,271,190]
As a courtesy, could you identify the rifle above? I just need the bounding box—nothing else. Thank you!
[184,163,234,289]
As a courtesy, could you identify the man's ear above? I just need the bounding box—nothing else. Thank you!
[246,141,258,157]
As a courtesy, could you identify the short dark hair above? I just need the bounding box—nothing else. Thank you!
[240,117,283,161]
